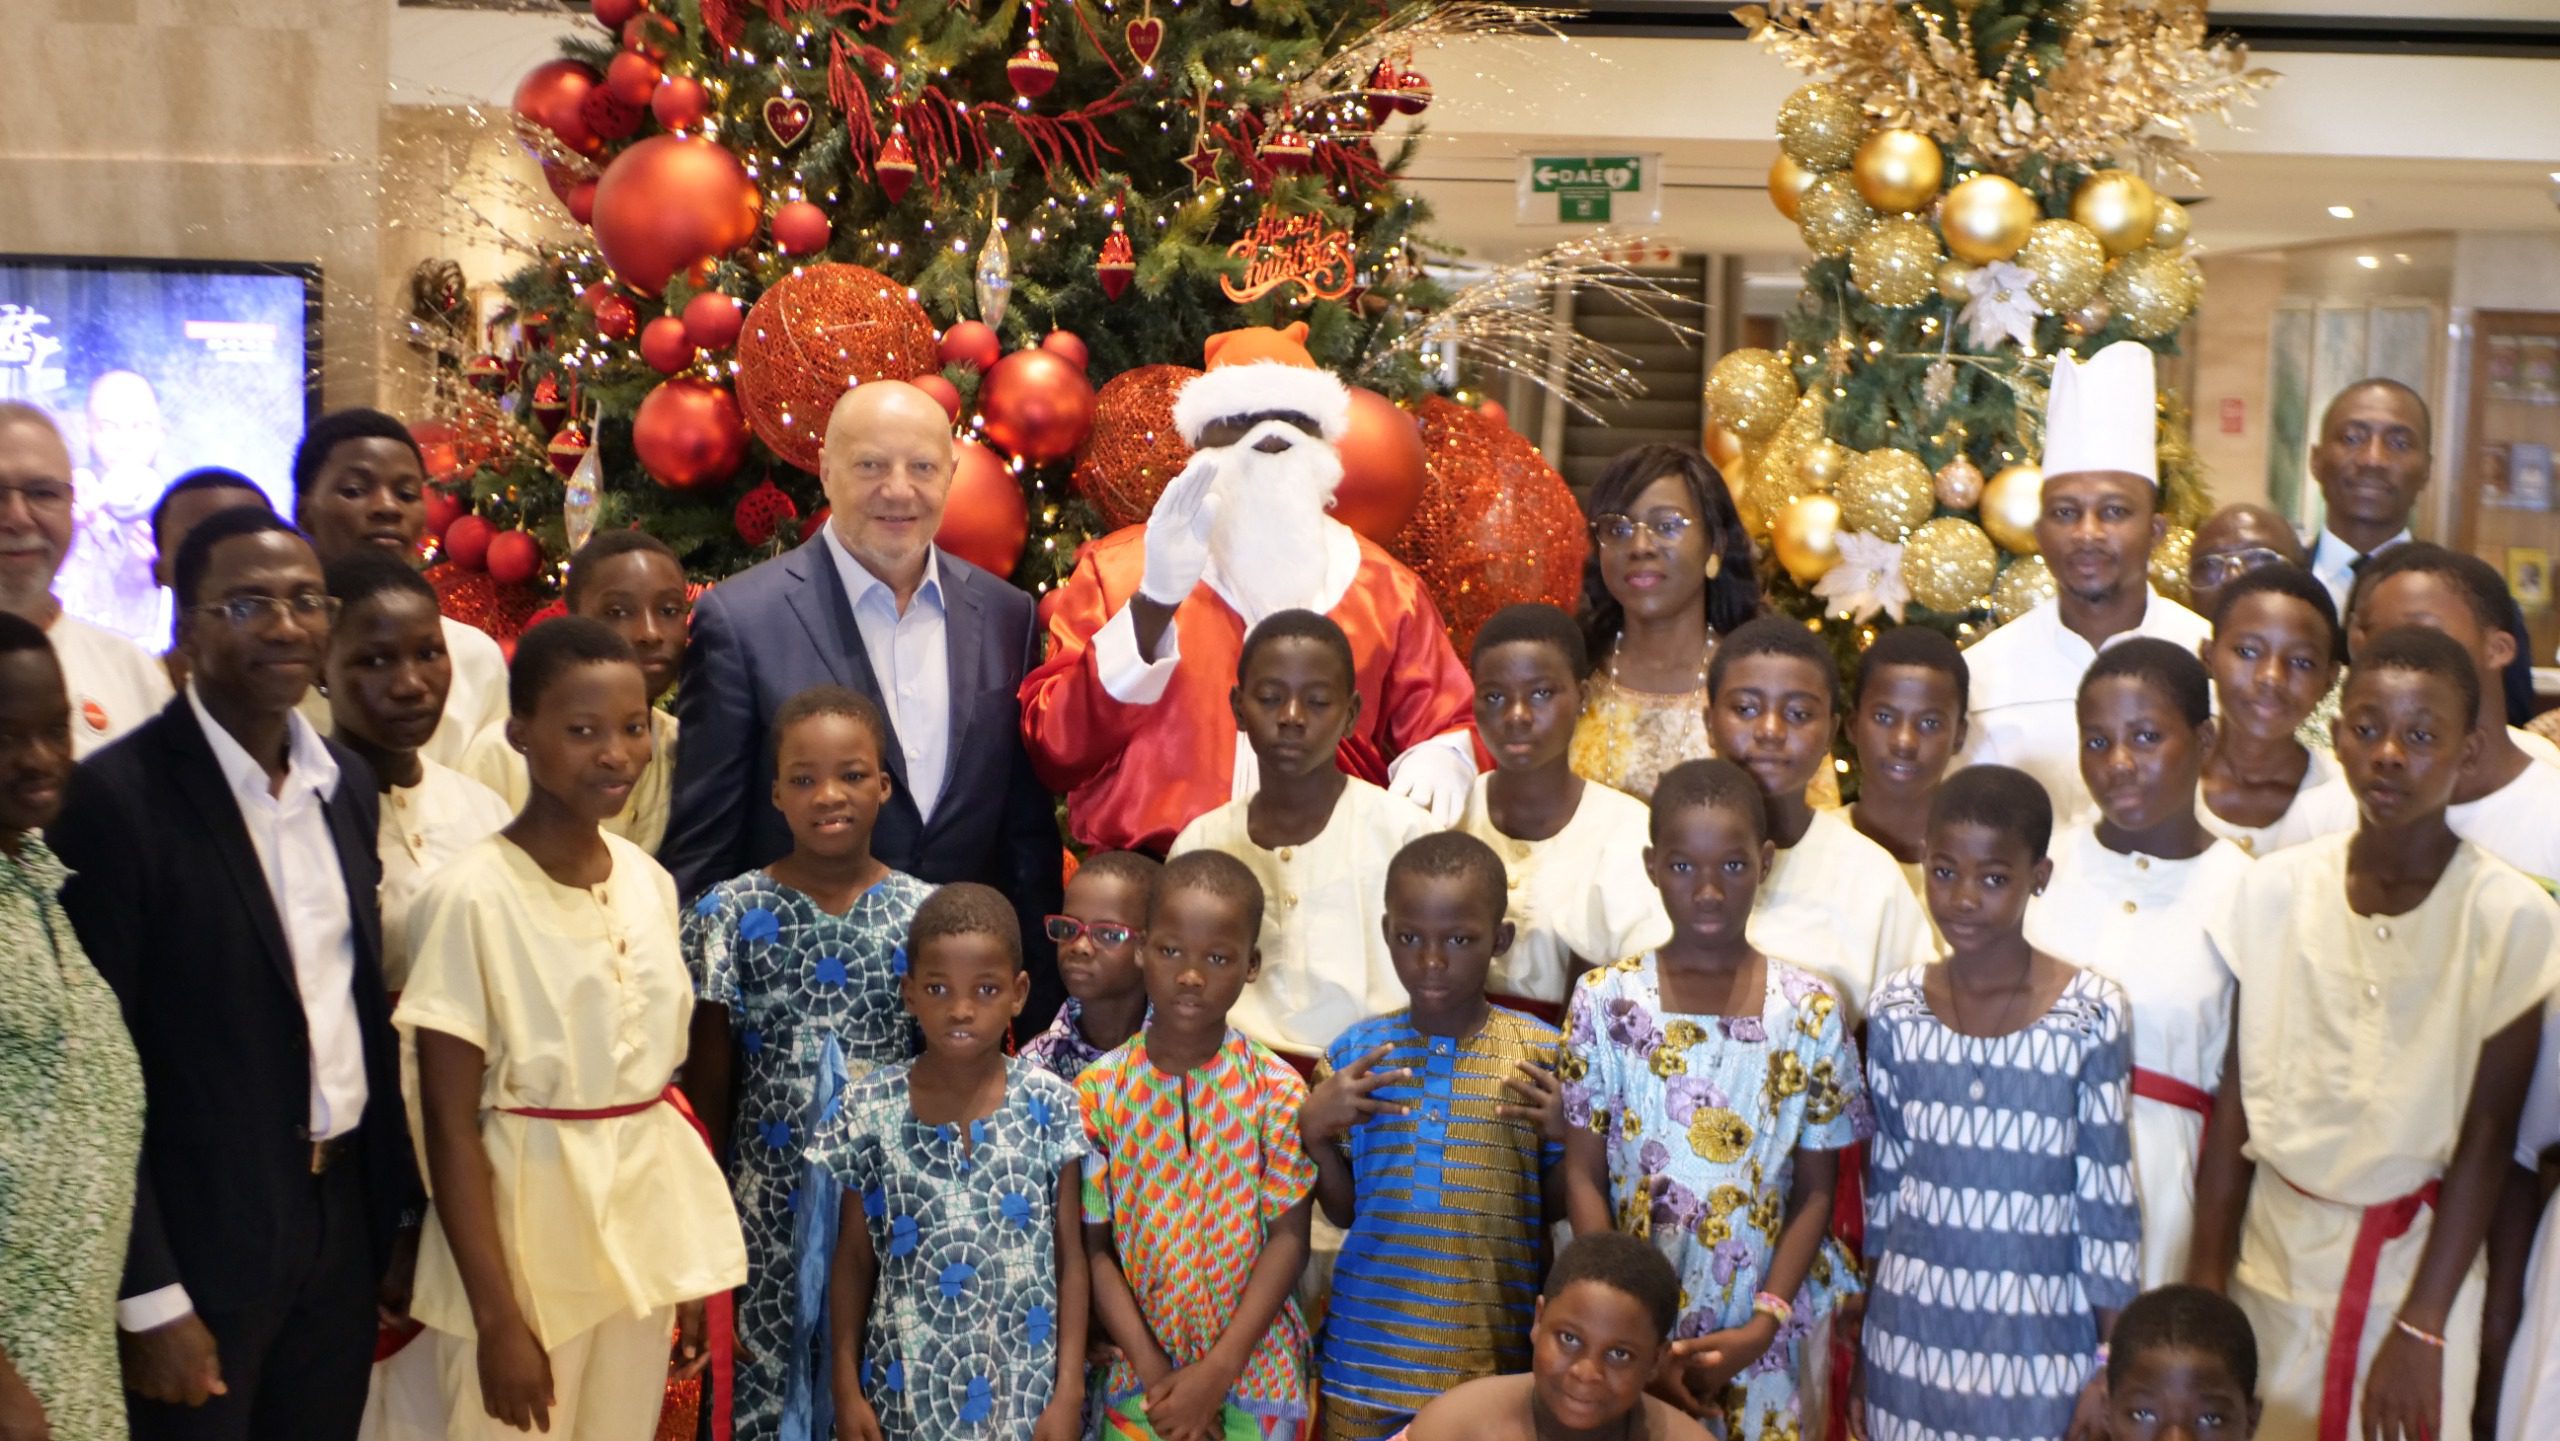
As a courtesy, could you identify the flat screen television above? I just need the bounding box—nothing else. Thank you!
[0,254,321,645]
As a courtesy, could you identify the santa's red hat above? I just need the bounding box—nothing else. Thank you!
[1172,322,1353,446]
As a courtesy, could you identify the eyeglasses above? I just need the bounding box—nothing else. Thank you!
[1043,915,1135,948]
[1589,511,1696,549]
[190,593,341,631]
[2189,546,2291,589]
[0,481,72,514]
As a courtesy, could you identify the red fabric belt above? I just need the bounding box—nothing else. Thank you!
[2131,1067,2214,1117]
[2280,1171,2441,1441]
[496,1088,674,1121]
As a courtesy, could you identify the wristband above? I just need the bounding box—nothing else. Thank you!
[2392,1316,2447,1349]
[1751,1291,1792,1325]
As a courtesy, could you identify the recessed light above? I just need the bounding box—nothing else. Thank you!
[2328,205,2356,219]
[2549,171,2560,183]
[2357,254,2381,270]
[2395,253,2413,265]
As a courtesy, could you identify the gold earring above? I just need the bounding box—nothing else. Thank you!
[1706,553,1722,580]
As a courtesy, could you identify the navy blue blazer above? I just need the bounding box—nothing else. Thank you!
[663,537,1064,1021]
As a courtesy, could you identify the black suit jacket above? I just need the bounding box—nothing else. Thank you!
[663,538,1065,1021]
[48,698,419,1312]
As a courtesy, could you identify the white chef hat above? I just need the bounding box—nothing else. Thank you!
[2041,340,2158,486]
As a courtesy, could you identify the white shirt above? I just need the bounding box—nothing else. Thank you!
[822,528,950,823]
[1956,589,2214,830]
[2198,745,2339,858]
[2308,525,2411,618]
[1457,772,1670,1004]
[47,609,173,760]
[377,759,513,992]
[1748,806,1937,1024]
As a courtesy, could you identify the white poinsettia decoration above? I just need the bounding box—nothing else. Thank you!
[1961,261,2042,351]
[1815,529,1910,624]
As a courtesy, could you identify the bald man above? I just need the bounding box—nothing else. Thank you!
[662,380,1064,1010]
[2187,501,2307,622]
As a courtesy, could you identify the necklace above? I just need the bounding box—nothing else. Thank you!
[1606,628,1712,695]
[1943,950,2037,1103]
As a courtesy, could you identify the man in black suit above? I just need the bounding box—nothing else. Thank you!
[663,379,1064,1023]
[50,508,417,1440]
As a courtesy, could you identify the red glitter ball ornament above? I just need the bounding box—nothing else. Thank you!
[732,481,800,547]
[1069,364,1198,529]
[1388,396,1589,653]
[733,264,937,472]
[428,562,553,651]
[514,59,605,158]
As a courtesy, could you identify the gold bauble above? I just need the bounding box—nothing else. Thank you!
[1755,428,1808,511]
[1705,423,1746,471]
[1707,348,1798,442]
[2103,247,2200,338]
[2018,220,2107,311]
[1837,447,1935,541]
[1851,129,1945,214]
[1728,450,1769,537]
[1980,462,2045,554]
[1797,174,1875,258]
[1777,85,1863,170]
[1934,453,1985,508]
[2149,524,2196,604]
[1769,152,1822,223]
[1902,517,2000,614]
[1850,216,1945,308]
[1940,174,2038,265]
[1797,437,1850,494]
[1936,259,1976,303]
[1772,494,1846,585]
[1989,554,2058,624]
[2149,196,2192,251]
[2071,169,2160,258]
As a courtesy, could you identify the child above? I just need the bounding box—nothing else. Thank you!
[1306,831,1565,1441]
[1458,603,1668,1010]
[397,618,746,1440]
[1844,625,1970,913]
[1396,1232,1715,1441]
[1861,764,2139,1441]
[1022,850,1161,1082]
[2195,564,2342,857]
[680,684,933,1440]
[1171,609,1434,1060]
[2190,628,2557,1441]
[461,529,690,852]
[816,883,1089,1441]
[2026,639,2252,1291]
[1562,758,1863,1439]
[1079,850,1317,1440]
[1706,616,1934,1022]
[2103,1285,2262,1441]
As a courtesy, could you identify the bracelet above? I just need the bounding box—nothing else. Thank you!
[1751,1291,1793,1325]
[2393,1316,2447,1349]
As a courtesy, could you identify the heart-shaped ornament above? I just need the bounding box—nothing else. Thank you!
[763,96,813,148]
[1124,16,1164,65]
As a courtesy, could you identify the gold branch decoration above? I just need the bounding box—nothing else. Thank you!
[1287,2,1582,117]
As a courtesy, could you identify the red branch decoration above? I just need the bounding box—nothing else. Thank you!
[980,97,1130,185]
[894,88,992,190]
[1065,0,1130,85]
[826,34,886,167]
[824,0,902,22]
[702,0,743,52]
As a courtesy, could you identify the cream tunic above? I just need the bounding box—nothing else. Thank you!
[395,833,746,1347]
[2026,821,2253,1289]
[2198,745,2338,858]
[1748,806,1936,1024]
[374,760,512,992]
[457,709,681,855]
[1456,773,1670,1004]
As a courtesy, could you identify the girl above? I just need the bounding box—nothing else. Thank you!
[681,684,933,1441]
[1860,764,2139,1441]
[2103,1286,2261,1441]
[817,884,1087,1441]
[397,618,746,1440]
[1562,758,1864,1439]
[2027,640,2252,1291]
[2195,565,2342,857]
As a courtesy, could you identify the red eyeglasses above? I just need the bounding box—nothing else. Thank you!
[1043,915,1136,947]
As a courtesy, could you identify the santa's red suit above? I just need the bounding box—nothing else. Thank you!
[1021,520,1475,854]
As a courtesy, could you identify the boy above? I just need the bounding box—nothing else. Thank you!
[1845,624,1970,914]
[1172,609,1435,1061]
[1023,850,1161,1082]
[1080,850,1317,1440]
[1306,832,1565,1441]
[2191,628,2560,1441]
[460,529,691,852]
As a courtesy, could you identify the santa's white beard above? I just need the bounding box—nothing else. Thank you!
[1204,424,1344,622]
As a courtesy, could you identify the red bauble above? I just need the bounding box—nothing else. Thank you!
[651,75,710,131]
[1039,330,1089,372]
[1395,68,1434,115]
[1258,126,1314,174]
[875,132,918,203]
[485,529,544,588]
[547,423,592,478]
[622,12,680,59]
[937,320,1002,373]
[514,59,605,156]
[578,281,616,312]
[978,349,1097,465]
[412,413,505,483]
[578,84,645,142]
[682,291,744,350]
[1071,364,1199,528]
[1331,388,1429,543]
[634,378,749,490]
[1389,396,1588,652]
[590,135,762,295]
[911,373,964,422]
[530,374,569,436]
[606,49,663,106]
[444,515,495,571]
[1479,398,1510,428]
[1363,61,1402,128]
[422,487,468,539]
[592,0,645,28]
[772,200,832,256]
[593,293,639,340]
[641,315,697,374]
[1006,43,1060,99]
[733,263,940,472]
[566,179,598,226]
[936,439,1030,577]
[463,354,507,391]
[732,481,800,547]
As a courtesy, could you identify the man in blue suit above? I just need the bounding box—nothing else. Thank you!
[663,379,1064,1023]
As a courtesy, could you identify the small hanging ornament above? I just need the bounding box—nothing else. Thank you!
[1007,42,1059,99]
[876,129,918,203]
[762,94,814,148]
[530,373,569,436]
[1364,61,1402,128]
[561,441,603,555]
[732,480,799,547]
[1258,124,1314,174]
[463,353,507,392]
[1124,1,1164,67]
[1921,357,1958,411]
[1934,453,1985,509]
[547,422,592,480]
[974,216,1014,330]
[1097,224,1134,301]
[1394,66,1433,116]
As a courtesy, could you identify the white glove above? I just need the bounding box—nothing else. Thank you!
[1138,452,1222,607]
[1386,735,1477,825]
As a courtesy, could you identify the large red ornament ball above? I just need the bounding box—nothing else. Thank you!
[1070,364,1198,528]
[606,49,662,106]
[1331,388,1429,544]
[422,488,468,539]
[590,135,762,295]
[979,349,1096,465]
[772,200,832,256]
[640,315,697,374]
[1388,396,1589,652]
[1039,330,1089,372]
[936,439,1030,577]
[593,292,638,340]
[733,263,939,472]
[937,320,1002,373]
[444,515,495,572]
[634,377,750,490]
[683,291,744,350]
[513,60,605,156]
[651,75,710,132]
[911,373,963,421]
[486,529,544,588]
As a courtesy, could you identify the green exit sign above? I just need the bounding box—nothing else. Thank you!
[1518,154,1661,227]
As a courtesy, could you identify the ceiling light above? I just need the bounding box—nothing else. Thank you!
[2357,254,2381,270]
[2394,253,2413,265]
[2328,205,2355,219]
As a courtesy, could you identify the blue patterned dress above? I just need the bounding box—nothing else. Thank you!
[1860,964,2140,1441]
[1560,954,1868,1441]
[683,868,932,1441]
[812,1057,1085,1440]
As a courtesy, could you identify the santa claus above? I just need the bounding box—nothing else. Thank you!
[1021,323,1477,853]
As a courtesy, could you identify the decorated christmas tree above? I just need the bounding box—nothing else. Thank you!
[422,0,1603,648]
[1710,0,2272,652]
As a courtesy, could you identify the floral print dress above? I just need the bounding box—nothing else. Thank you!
[1561,954,1868,1441]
